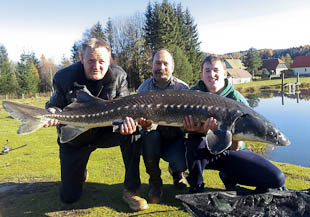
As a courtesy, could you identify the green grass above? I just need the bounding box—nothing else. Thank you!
[0,97,309,217]
[235,76,310,93]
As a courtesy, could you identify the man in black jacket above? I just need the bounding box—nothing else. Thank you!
[45,37,148,211]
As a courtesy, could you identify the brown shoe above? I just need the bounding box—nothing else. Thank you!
[123,190,149,211]
[148,184,163,204]
[168,166,187,189]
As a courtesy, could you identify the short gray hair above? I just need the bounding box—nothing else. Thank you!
[80,37,111,56]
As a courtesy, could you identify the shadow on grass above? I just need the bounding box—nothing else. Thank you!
[0,181,220,216]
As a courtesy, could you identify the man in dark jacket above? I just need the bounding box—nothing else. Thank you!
[45,38,148,211]
[183,55,285,193]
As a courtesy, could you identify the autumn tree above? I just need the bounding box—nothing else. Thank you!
[39,55,58,92]
[106,13,149,89]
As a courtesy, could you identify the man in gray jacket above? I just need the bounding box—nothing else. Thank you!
[138,48,188,204]
[45,37,148,211]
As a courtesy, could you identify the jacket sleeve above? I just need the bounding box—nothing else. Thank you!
[116,69,130,98]
[45,74,67,110]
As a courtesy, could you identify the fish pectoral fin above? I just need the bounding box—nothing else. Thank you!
[60,126,88,143]
[205,129,232,155]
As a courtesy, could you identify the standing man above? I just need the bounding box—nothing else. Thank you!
[183,55,285,193]
[138,48,188,204]
[45,37,148,211]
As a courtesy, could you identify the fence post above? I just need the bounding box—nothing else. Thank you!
[22,93,24,99]
[6,95,8,100]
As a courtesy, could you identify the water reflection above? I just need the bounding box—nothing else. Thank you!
[243,89,310,167]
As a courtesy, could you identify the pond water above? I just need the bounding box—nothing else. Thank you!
[244,89,310,167]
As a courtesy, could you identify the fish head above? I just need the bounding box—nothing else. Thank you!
[233,114,291,146]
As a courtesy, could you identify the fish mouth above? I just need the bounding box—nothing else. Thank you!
[277,133,291,146]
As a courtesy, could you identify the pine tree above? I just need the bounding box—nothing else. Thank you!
[0,44,17,94]
[88,22,106,40]
[242,48,262,77]
[71,40,81,63]
[144,1,180,50]
[16,52,40,95]
[182,8,202,83]
[105,17,115,56]
[172,45,192,84]
[143,1,201,85]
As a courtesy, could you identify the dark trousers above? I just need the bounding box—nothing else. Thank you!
[58,126,141,203]
[141,130,186,172]
[185,136,285,189]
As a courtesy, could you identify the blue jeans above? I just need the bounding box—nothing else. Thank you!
[141,129,186,172]
[185,136,285,189]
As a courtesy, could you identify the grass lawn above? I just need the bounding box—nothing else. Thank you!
[0,97,309,217]
[234,76,310,94]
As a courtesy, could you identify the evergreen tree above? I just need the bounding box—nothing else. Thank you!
[60,55,72,69]
[242,48,262,77]
[16,52,40,95]
[172,46,192,84]
[144,1,180,50]
[105,17,115,56]
[143,1,201,85]
[0,44,17,94]
[71,40,82,63]
[182,8,202,83]
[88,22,106,40]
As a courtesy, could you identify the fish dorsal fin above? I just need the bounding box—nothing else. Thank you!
[60,126,88,143]
[63,90,102,112]
[205,129,232,155]
[76,89,98,103]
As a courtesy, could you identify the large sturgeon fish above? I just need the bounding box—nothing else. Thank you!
[2,89,290,154]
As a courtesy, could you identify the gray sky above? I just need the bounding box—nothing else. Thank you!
[1,0,309,63]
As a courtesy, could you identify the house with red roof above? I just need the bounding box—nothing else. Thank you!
[261,58,288,75]
[291,56,310,75]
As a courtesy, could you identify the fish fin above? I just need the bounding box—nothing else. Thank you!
[205,129,232,155]
[75,89,98,103]
[2,101,48,134]
[60,126,88,143]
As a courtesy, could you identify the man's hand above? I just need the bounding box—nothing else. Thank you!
[183,115,218,134]
[43,108,60,127]
[120,117,138,135]
[137,117,153,130]
[230,141,243,151]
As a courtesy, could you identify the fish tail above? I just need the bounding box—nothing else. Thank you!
[2,101,49,135]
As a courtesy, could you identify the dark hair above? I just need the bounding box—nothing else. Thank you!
[201,55,224,72]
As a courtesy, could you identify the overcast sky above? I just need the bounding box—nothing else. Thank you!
[1,0,309,64]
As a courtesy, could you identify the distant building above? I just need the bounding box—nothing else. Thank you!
[261,58,288,75]
[224,59,252,84]
[291,56,310,75]
[224,59,246,70]
[226,68,252,84]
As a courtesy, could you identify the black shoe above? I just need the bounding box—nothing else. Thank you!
[219,171,237,190]
[189,183,205,193]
